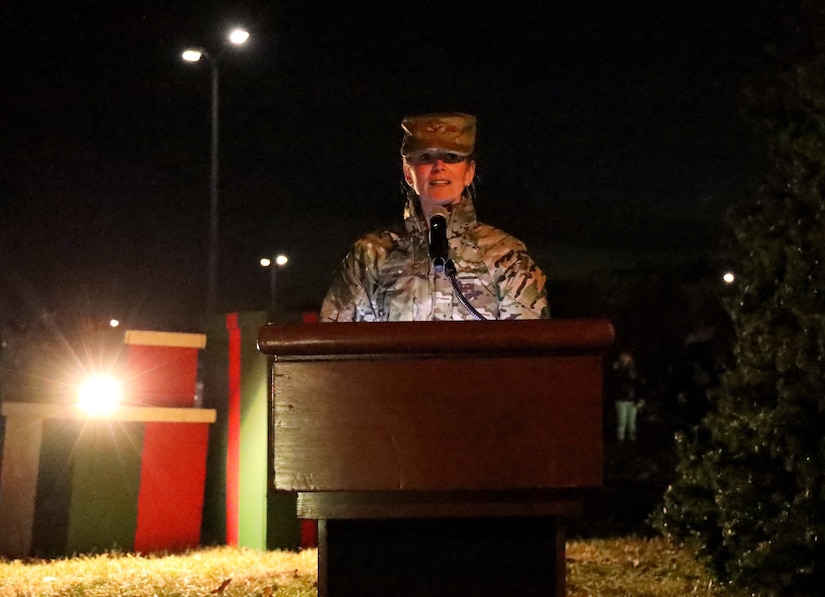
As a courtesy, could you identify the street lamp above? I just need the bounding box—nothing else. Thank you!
[182,27,250,314]
[260,254,288,312]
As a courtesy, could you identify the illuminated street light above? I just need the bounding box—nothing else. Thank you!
[722,271,736,284]
[181,27,250,314]
[260,254,288,312]
[181,48,205,62]
[260,254,288,268]
[228,28,250,44]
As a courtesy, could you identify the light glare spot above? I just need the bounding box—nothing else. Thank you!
[78,375,122,415]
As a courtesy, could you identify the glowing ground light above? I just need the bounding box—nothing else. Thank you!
[77,375,123,415]
[722,271,736,284]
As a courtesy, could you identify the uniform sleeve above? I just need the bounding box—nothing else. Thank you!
[495,245,550,320]
[319,235,385,322]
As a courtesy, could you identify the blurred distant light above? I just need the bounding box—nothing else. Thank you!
[260,254,288,268]
[77,375,122,415]
[109,319,120,328]
[228,28,250,45]
[182,49,204,62]
[722,271,736,284]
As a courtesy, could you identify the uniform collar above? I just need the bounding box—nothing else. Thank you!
[403,191,478,236]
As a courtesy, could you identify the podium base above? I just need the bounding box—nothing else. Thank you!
[319,516,565,597]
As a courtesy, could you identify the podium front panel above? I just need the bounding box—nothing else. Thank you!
[271,353,602,492]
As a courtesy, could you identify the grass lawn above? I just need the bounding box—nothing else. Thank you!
[0,535,742,597]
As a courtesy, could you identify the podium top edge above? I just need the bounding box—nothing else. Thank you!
[1,402,217,423]
[257,318,614,357]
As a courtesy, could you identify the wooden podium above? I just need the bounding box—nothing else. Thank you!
[258,319,613,597]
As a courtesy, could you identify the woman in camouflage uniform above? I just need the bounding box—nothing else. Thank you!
[320,112,549,322]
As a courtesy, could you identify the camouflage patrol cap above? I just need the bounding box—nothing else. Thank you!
[400,112,477,156]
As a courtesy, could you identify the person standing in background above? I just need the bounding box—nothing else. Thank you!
[610,351,643,443]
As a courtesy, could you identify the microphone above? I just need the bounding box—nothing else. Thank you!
[428,207,449,274]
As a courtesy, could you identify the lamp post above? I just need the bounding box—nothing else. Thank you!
[260,254,288,313]
[182,27,250,314]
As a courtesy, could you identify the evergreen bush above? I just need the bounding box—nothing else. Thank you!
[656,3,825,595]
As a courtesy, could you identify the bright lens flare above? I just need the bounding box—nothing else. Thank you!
[78,375,122,415]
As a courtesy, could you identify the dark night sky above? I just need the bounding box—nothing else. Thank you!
[0,1,773,330]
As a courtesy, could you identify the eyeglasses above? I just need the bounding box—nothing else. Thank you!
[407,150,468,166]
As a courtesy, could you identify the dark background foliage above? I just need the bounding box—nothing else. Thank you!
[657,2,825,594]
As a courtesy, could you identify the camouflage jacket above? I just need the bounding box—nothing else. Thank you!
[320,192,549,321]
